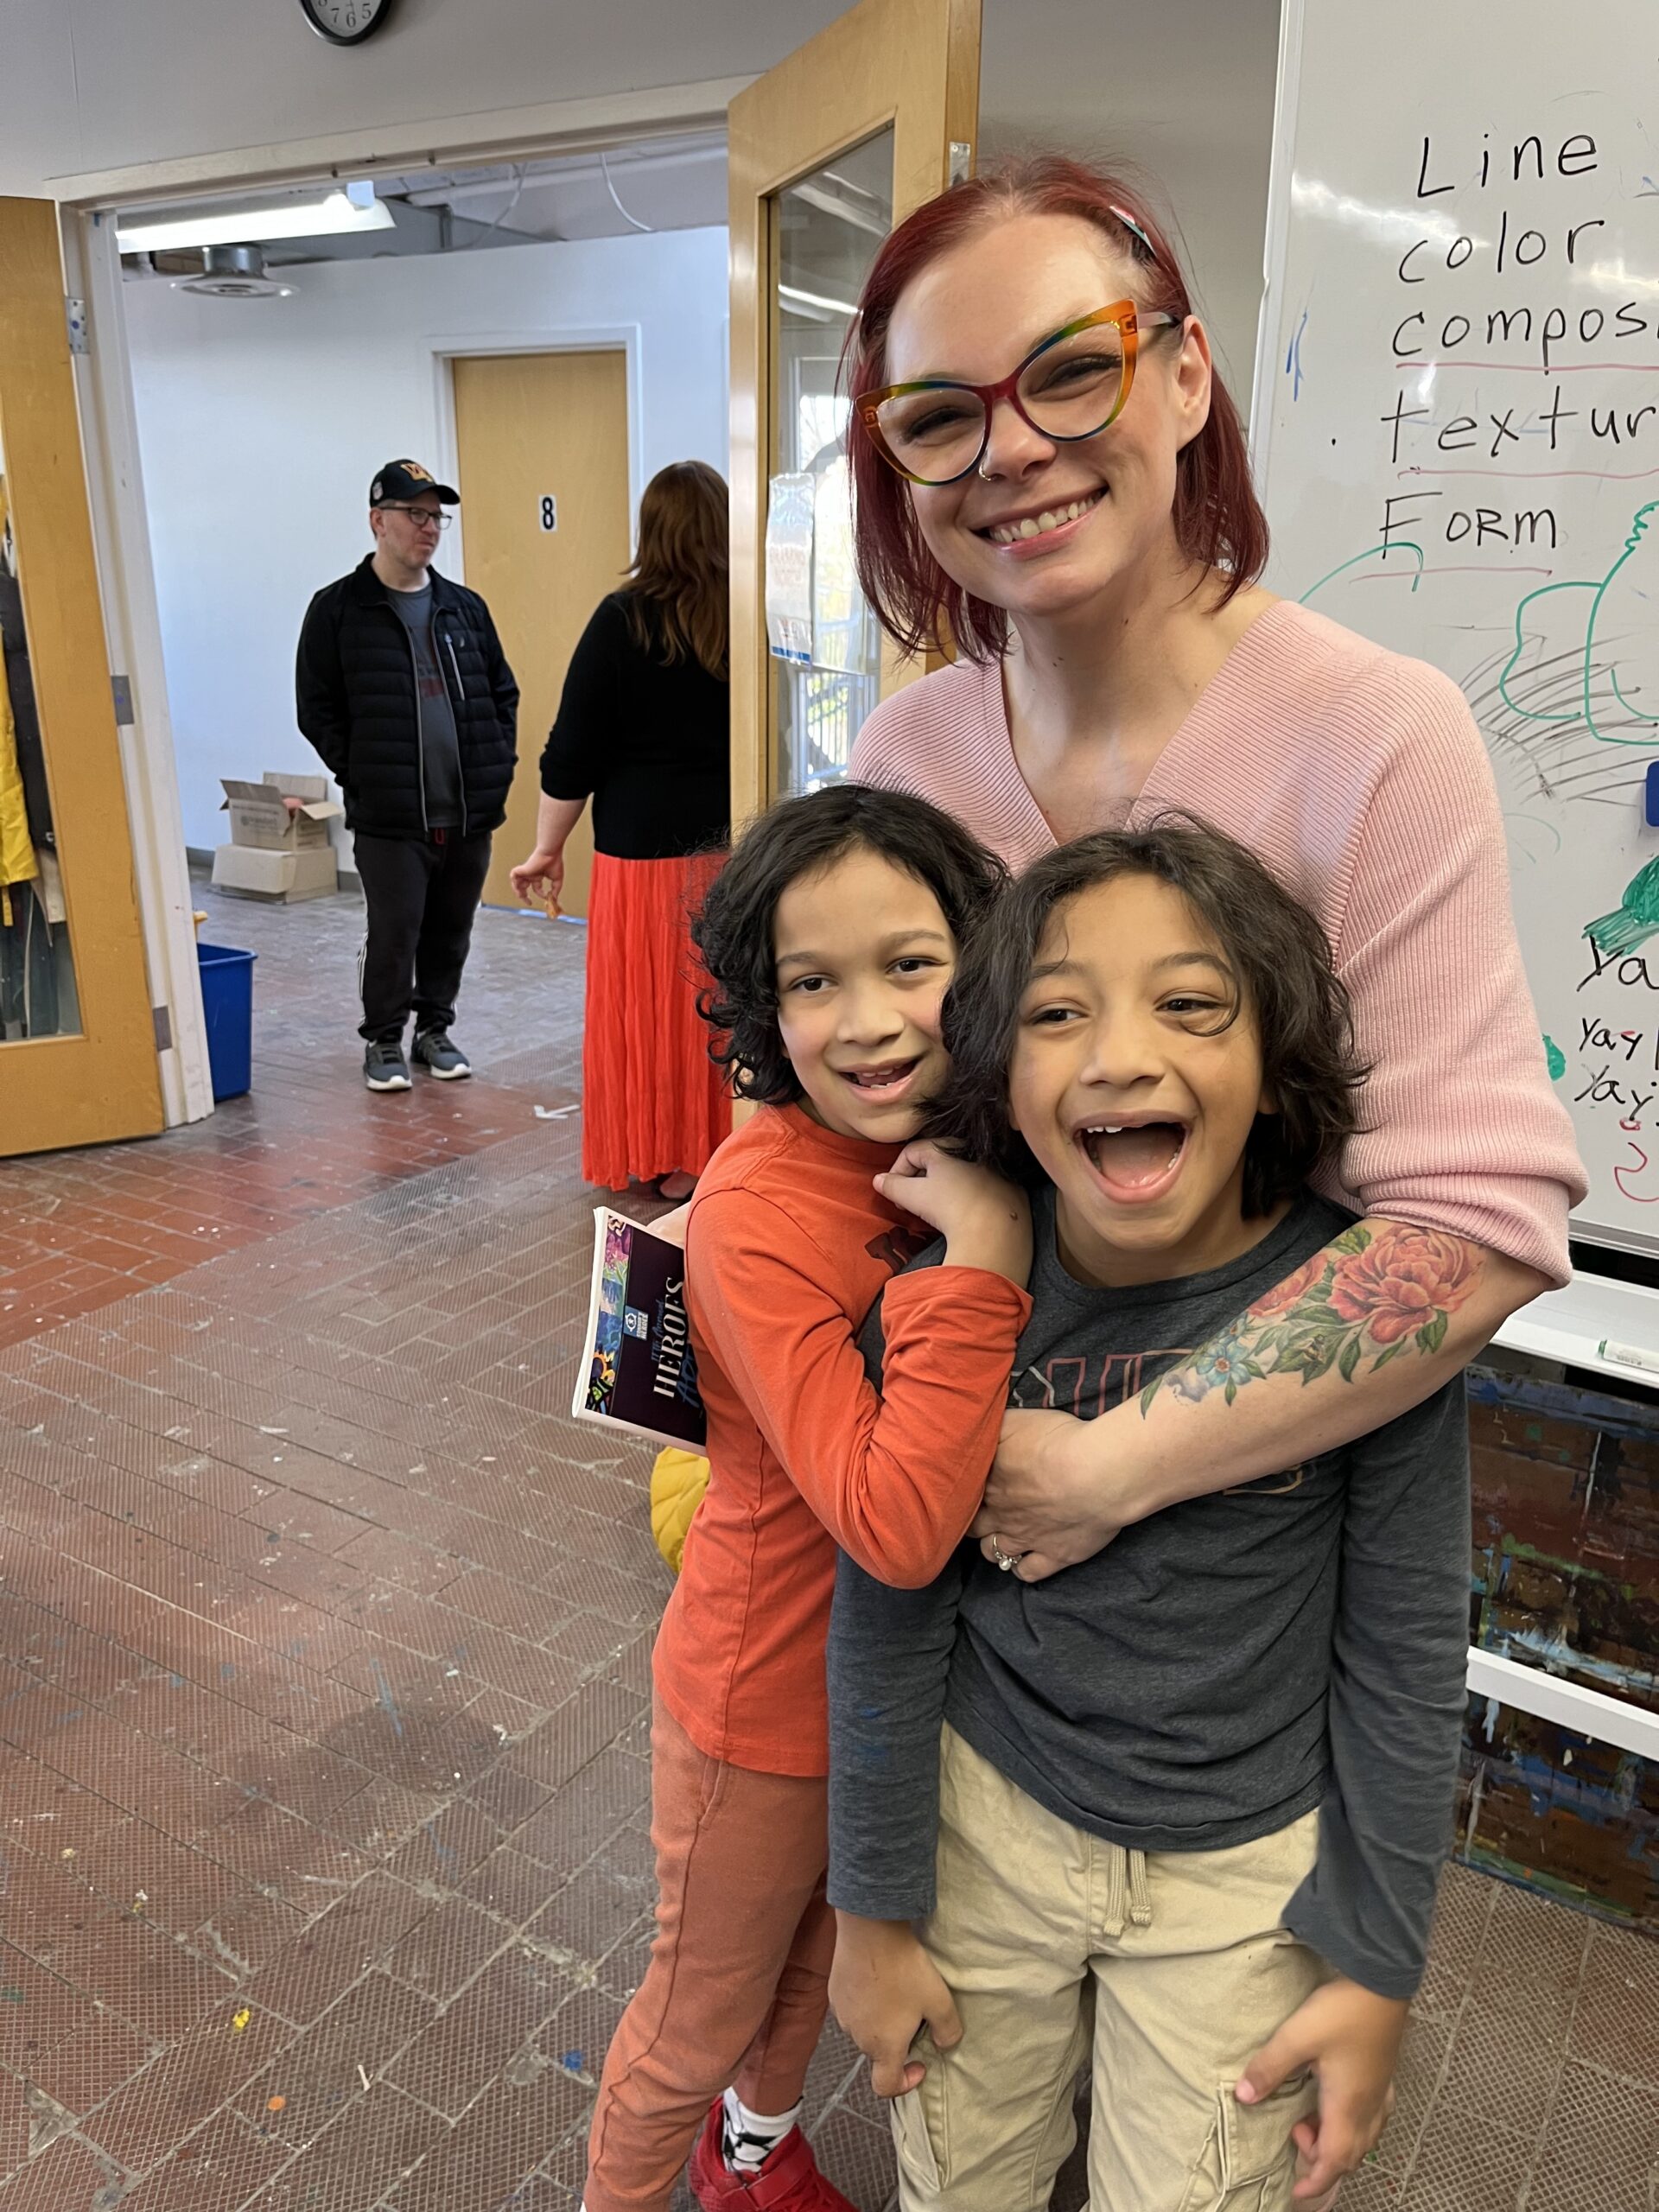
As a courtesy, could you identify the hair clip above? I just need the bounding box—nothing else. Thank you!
[1109,205,1159,264]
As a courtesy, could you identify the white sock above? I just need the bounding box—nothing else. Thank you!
[721,2087,801,2174]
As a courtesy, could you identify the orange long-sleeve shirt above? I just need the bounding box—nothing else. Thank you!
[653,1103,1032,1778]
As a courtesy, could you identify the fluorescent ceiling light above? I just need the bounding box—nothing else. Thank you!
[779,283,861,318]
[117,184,393,255]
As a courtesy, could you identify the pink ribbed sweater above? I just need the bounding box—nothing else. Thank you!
[850,600,1586,1286]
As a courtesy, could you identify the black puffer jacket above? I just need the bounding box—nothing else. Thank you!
[296,556,518,838]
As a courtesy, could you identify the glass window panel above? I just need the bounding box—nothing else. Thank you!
[0,435,82,1041]
[769,130,893,797]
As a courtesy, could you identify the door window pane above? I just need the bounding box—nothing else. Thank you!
[769,130,893,796]
[0,442,82,1041]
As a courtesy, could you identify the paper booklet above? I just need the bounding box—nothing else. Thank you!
[572,1208,706,1453]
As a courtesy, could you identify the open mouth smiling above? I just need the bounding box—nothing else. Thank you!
[1076,1115,1190,1199]
[837,1058,923,1101]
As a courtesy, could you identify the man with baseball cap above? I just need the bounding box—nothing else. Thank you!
[296,460,518,1090]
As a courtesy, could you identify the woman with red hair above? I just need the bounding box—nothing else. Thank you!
[824,156,1584,2202]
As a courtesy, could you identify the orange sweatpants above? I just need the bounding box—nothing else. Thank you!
[583,1695,834,2212]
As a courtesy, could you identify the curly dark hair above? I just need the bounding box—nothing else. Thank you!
[691,783,1007,1107]
[927,819,1370,1217]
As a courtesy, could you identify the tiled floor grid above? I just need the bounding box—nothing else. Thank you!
[0,875,1656,2210]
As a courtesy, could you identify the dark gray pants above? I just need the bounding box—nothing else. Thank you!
[353,829,493,1043]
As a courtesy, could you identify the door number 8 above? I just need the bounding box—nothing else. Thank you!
[539,496,557,532]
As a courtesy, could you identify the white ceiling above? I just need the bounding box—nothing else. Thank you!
[106,0,1282,390]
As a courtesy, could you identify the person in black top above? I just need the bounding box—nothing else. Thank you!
[296,460,518,1093]
[512,461,731,1197]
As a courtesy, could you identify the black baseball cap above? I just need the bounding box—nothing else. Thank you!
[370,459,459,505]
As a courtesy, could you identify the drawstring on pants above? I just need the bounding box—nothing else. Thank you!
[1128,1849,1153,1927]
[1100,1844,1154,1936]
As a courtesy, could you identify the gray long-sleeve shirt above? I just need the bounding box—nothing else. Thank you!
[826,1188,1471,2000]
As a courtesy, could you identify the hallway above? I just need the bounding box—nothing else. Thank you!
[0,880,1654,2211]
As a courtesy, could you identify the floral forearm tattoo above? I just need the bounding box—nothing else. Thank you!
[1141,1223,1484,1414]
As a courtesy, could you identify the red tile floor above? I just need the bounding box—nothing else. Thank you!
[0,874,1656,2211]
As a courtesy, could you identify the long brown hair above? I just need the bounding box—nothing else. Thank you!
[843,156,1268,663]
[623,461,730,680]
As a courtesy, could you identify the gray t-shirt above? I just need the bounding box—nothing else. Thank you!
[388,582,463,830]
[826,1186,1471,2000]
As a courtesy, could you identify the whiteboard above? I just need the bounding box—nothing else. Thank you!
[1252,0,1659,1261]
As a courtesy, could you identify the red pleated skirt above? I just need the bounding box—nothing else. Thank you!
[581,849,732,1192]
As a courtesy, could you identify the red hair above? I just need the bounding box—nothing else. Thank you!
[843,156,1268,662]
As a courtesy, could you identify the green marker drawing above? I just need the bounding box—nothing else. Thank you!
[1543,1035,1566,1082]
[1299,542,1425,605]
[1499,499,1659,742]
[1586,855,1659,961]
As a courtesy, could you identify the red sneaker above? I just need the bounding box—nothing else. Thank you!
[687,2100,858,2211]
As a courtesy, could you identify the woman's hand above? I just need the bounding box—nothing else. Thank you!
[874,1142,1031,1288]
[1237,1978,1407,2209]
[830,1914,963,2100]
[971,1408,1129,1581]
[510,846,565,912]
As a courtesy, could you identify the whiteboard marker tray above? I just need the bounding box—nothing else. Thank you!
[1493,1271,1659,1392]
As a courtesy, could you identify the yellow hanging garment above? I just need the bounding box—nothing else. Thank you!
[0,659,38,926]
[0,475,37,915]
[650,1448,709,1575]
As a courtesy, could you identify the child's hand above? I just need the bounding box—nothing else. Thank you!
[652,1202,690,1247]
[1237,1977,1408,2208]
[829,1913,963,2099]
[874,1142,1031,1287]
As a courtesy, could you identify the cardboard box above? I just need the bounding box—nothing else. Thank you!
[212,843,339,902]
[220,772,343,851]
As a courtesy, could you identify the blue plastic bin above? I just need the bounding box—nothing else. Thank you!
[197,942,257,1102]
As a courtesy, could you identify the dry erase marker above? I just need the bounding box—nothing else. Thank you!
[1597,1338,1659,1376]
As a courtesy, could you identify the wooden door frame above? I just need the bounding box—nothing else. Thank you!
[0,198,165,1154]
[728,0,982,827]
[48,76,743,1130]
[446,342,633,918]
[435,332,639,918]
[428,327,645,586]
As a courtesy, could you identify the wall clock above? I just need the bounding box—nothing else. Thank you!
[298,0,392,46]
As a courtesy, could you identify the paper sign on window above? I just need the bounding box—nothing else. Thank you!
[765,473,815,665]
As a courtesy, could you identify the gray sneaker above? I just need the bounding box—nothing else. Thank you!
[364,1039,411,1091]
[412,1029,472,1080]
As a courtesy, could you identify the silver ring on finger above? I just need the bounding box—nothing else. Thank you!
[989,1536,1020,1573]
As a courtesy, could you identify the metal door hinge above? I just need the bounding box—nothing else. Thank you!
[153,1005,174,1052]
[948,142,972,187]
[65,298,89,355]
[111,675,134,726]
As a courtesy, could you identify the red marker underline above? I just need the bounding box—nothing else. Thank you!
[1352,563,1555,578]
[1398,462,1659,481]
[1395,359,1659,373]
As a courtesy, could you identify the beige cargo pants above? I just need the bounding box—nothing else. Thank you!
[889,1726,1325,2212]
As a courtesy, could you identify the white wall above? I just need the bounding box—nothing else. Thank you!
[0,0,842,198]
[124,224,728,851]
[981,0,1282,404]
[1,0,1281,420]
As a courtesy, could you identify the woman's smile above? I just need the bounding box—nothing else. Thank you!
[978,486,1107,551]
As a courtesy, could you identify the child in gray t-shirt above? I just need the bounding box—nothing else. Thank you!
[826,823,1471,2212]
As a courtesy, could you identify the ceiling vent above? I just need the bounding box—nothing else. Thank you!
[175,245,295,299]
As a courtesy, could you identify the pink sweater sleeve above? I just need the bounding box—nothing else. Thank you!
[1324,659,1585,1286]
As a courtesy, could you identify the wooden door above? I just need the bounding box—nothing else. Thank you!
[728,0,982,823]
[452,349,632,918]
[0,199,163,1157]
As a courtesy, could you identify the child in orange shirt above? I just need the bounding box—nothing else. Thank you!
[582,785,1033,2212]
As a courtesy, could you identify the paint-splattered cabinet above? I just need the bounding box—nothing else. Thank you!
[1462,1364,1659,1928]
